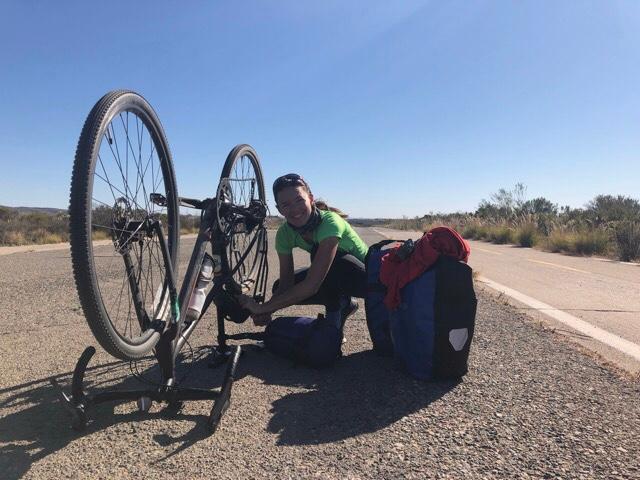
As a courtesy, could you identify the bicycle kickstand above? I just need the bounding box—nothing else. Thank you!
[49,346,95,431]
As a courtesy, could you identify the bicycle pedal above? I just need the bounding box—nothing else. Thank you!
[164,401,183,415]
[136,396,153,413]
[208,347,232,368]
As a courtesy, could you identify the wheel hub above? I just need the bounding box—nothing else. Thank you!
[111,197,155,252]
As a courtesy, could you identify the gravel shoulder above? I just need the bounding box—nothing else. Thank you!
[0,229,638,479]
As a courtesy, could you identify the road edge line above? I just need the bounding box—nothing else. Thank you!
[370,226,640,362]
[478,275,640,362]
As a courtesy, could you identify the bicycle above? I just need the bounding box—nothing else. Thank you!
[50,90,269,433]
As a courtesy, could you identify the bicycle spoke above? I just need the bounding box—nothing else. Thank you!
[88,108,175,346]
[103,126,145,213]
[112,263,131,336]
[120,113,150,214]
[96,156,121,206]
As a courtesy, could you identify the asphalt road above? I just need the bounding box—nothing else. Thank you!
[0,228,638,479]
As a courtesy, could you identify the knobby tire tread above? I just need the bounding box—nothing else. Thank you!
[220,145,266,284]
[69,90,179,360]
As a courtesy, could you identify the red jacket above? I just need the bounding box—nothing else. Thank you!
[379,226,470,310]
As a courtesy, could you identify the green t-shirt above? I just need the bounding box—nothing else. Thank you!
[275,210,368,263]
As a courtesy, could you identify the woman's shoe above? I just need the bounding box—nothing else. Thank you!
[340,298,359,328]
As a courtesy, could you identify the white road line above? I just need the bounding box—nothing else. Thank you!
[593,257,640,267]
[370,227,411,238]
[478,275,640,362]
[371,228,640,362]
[526,259,591,274]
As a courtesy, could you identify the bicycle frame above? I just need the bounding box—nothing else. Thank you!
[169,194,268,359]
[50,190,268,433]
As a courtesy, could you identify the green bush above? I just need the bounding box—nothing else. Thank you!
[614,221,640,261]
[516,223,538,247]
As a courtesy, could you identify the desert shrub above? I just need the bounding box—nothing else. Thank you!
[180,214,200,233]
[614,221,640,261]
[474,225,490,240]
[0,211,68,246]
[266,216,285,229]
[544,230,574,253]
[0,231,27,245]
[488,226,515,244]
[516,223,538,247]
[586,195,640,224]
[385,216,429,231]
[91,230,111,241]
[36,230,65,244]
[461,224,479,239]
[0,207,18,222]
[573,230,610,256]
[520,197,558,216]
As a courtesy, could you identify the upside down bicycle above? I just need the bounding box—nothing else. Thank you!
[51,90,269,433]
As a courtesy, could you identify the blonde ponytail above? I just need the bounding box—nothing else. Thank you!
[314,200,348,218]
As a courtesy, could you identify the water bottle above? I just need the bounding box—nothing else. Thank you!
[186,255,214,321]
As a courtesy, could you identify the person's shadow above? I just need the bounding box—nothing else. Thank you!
[235,345,460,446]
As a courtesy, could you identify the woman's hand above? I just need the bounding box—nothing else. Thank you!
[237,294,262,314]
[251,312,272,326]
[237,294,272,326]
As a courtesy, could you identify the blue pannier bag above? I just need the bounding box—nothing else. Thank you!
[264,315,342,368]
[364,240,401,356]
[365,240,477,380]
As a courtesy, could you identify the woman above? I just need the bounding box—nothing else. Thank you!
[239,173,368,329]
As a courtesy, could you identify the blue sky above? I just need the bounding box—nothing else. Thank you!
[1,1,638,218]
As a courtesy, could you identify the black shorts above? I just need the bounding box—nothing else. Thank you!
[272,251,367,311]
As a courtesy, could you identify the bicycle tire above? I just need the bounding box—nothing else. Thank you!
[217,144,266,292]
[69,90,180,360]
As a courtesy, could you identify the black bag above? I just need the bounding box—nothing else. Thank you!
[364,239,401,356]
[264,315,342,368]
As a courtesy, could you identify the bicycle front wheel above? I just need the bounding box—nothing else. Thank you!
[69,90,180,360]
[216,144,267,294]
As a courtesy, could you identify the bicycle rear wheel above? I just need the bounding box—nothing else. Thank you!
[69,90,180,360]
[216,145,267,296]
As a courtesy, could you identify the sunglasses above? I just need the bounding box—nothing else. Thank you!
[272,173,309,199]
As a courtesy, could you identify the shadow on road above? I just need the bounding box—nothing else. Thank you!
[0,343,460,478]
[235,346,460,446]
[0,352,218,480]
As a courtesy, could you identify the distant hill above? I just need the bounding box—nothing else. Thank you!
[0,205,67,215]
[0,206,392,224]
[349,218,390,227]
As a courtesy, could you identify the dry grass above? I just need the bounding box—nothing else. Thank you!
[91,230,111,241]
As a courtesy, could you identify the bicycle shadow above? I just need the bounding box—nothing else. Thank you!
[0,344,461,478]
[234,346,460,446]
[0,351,222,480]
